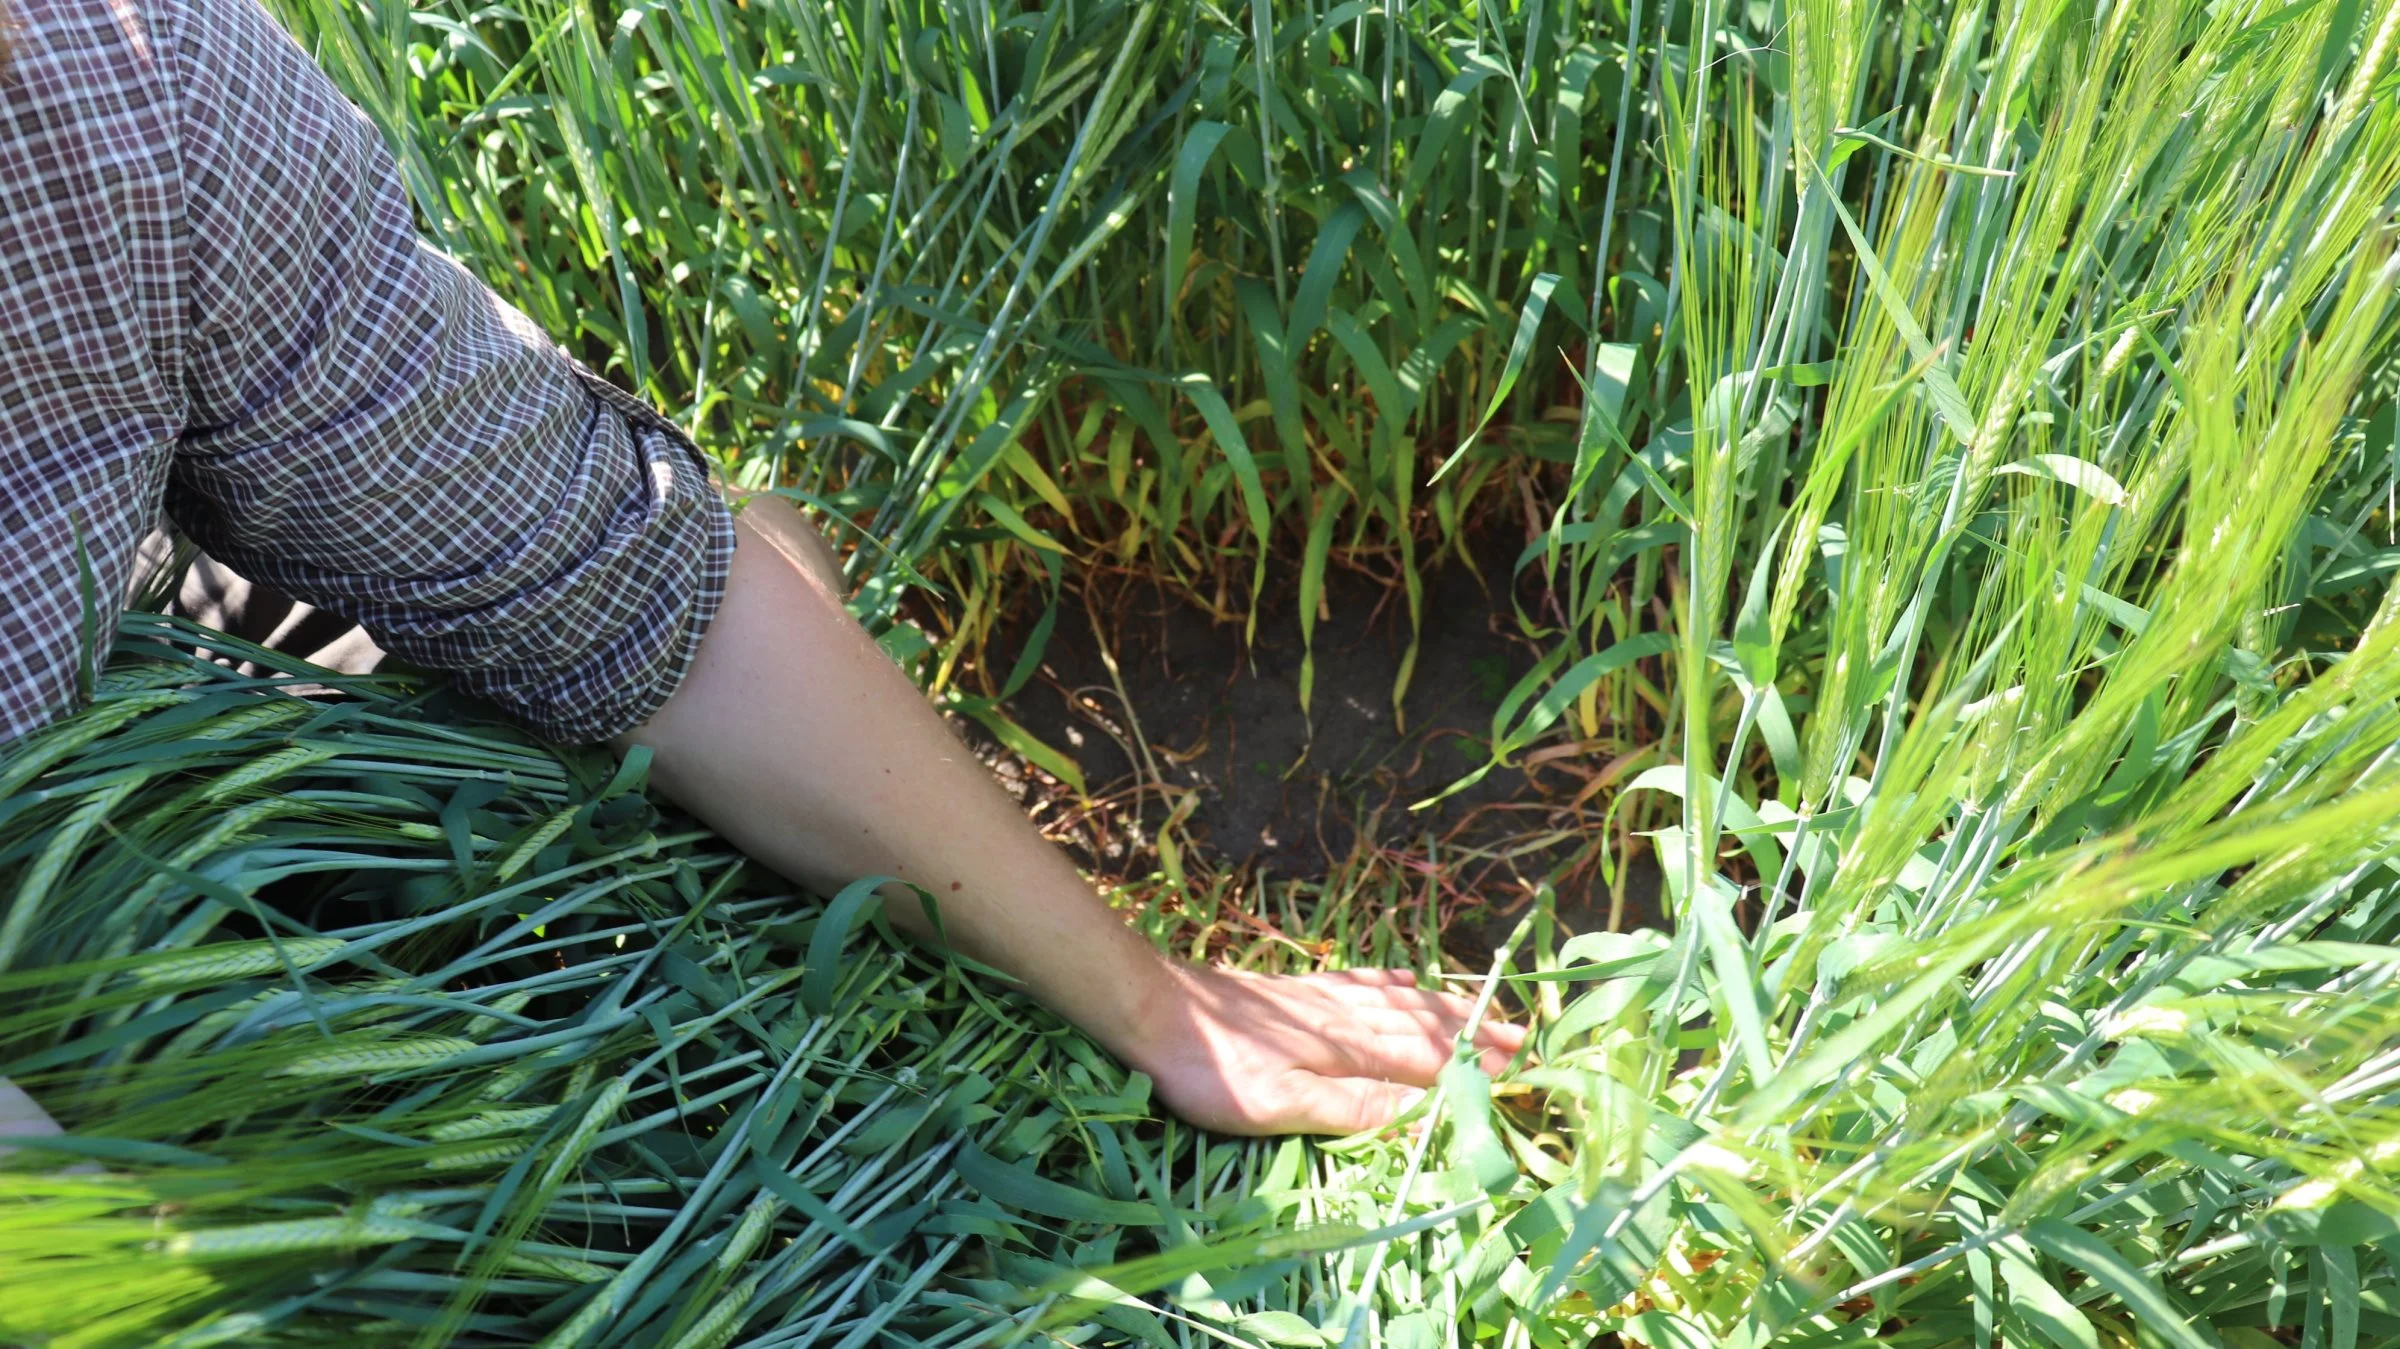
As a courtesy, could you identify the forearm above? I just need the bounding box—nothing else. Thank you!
[616,497,1173,1056]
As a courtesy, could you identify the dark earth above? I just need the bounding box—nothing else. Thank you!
[963,532,1667,960]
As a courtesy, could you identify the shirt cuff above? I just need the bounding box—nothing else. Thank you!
[469,374,736,745]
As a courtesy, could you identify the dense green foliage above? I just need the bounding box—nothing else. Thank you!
[271,0,1665,725]
[9,0,2400,1344]
[0,618,1216,1347]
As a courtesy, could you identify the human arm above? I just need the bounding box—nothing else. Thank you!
[158,0,732,745]
[149,0,1520,1134]
[619,494,1525,1135]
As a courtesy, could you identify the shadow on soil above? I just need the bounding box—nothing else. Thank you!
[965,534,1667,960]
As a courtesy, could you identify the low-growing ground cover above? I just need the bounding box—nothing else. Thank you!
[10,0,2400,1345]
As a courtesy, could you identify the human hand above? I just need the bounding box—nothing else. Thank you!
[1117,963,1528,1136]
[637,504,1529,1139]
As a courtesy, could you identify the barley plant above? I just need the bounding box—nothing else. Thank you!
[9,0,2400,1344]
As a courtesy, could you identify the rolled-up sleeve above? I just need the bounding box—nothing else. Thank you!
[155,0,734,743]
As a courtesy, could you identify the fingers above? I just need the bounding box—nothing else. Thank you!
[1354,1005,1524,1076]
[1139,964,1531,1138]
[1476,1017,1531,1060]
[1339,1022,1521,1082]
[1290,1075,1423,1135]
[1316,971,1511,1029]
[1166,1063,1421,1137]
[1326,974,1471,1012]
[1303,1003,1528,1086]
[1306,973,1534,1071]
[1317,967,1419,986]
[1311,1018,1455,1084]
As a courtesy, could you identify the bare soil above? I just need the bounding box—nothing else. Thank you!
[963,534,1666,960]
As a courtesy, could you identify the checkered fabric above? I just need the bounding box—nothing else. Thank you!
[0,0,735,745]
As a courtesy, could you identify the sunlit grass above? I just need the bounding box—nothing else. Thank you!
[9,0,2400,1343]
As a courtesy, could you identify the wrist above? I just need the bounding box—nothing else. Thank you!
[1083,937,1188,1070]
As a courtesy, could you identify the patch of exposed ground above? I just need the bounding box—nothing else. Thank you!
[955,533,1666,961]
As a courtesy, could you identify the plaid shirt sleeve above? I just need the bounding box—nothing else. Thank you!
[150,0,735,744]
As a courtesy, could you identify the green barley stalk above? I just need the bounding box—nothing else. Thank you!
[14,1,2400,1346]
